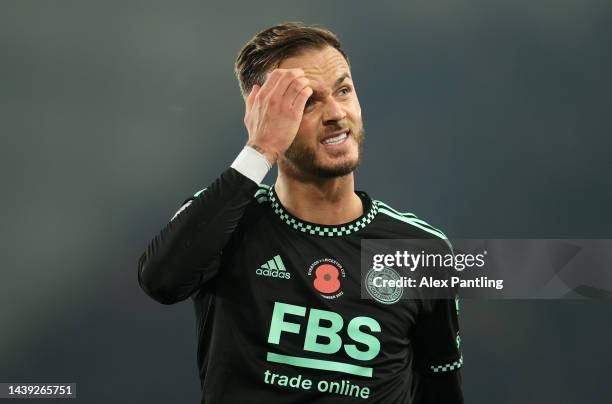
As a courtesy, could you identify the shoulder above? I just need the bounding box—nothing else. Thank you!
[245,183,273,217]
[371,198,449,241]
[189,182,272,205]
[252,183,272,204]
[173,181,271,221]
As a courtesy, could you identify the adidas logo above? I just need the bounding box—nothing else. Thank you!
[256,255,291,280]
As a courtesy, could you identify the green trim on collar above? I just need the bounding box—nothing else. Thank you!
[267,186,378,237]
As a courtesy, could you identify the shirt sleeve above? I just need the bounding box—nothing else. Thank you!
[137,166,261,305]
[413,296,464,403]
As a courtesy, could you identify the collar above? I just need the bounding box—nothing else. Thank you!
[267,186,378,237]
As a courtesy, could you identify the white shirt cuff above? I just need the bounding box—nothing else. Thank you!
[230,145,271,184]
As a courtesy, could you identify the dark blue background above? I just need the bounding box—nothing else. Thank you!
[1,1,610,402]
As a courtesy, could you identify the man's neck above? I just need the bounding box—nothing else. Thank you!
[274,171,364,226]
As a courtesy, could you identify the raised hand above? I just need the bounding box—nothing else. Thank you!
[243,68,313,165]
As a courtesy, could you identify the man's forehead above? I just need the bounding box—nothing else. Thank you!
[273,47,350,82]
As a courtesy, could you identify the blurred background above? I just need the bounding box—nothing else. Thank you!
[1,0,611,402]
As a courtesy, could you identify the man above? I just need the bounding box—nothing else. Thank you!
[138,22,463,403]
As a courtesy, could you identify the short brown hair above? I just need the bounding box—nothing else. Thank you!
[234,22,349,98]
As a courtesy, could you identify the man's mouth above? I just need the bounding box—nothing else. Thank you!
[321,129,350,145]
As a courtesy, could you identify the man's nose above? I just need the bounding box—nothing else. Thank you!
[322,97,346,124]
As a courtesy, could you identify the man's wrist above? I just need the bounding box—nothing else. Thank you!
[230,145,272,184]
[246,142,278,166]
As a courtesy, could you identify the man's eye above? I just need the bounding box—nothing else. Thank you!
[338,87,351,96]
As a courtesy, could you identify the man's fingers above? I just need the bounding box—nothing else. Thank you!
[287,78,310,107]
[258,69,285,98]
[245,84,260,113]
[292,85,313,112]
[266,69,305,104]
[277,69,305,98]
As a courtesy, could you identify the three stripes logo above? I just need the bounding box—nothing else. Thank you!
[256,255,291,280]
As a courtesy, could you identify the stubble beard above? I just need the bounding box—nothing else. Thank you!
[283,123,365,179]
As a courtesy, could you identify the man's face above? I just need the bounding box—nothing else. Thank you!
[276,46,364,178]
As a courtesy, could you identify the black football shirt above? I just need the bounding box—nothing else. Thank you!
[138,167,463,403]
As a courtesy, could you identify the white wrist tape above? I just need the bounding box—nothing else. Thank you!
[230,145,271,184]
